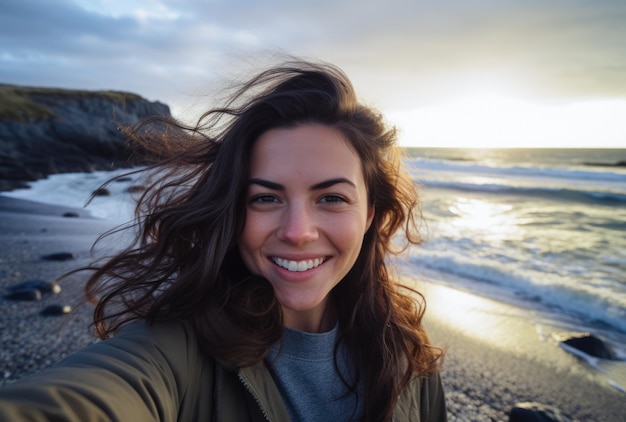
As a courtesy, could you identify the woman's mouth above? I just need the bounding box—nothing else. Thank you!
[272,257,326,272]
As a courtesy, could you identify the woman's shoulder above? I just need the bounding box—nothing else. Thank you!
[114,318,199,347]
[90,319,214,374]
[55,319,216,391]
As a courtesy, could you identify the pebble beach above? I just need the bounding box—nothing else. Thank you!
[1,195,624,421]
[0,197,117,383]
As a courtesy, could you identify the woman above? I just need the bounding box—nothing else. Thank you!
[0,60,446,421]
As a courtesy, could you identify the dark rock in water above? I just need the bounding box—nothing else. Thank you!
[8,280,60,295]
[62,212,80,218]
[561,333,618,360]
[41,252,76,261]
[4,288,42,301]
[40,304,72,316]
[509,402,572,422]
[92,188,110,196]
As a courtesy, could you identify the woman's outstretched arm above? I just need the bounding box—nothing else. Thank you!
[0,321,215,421]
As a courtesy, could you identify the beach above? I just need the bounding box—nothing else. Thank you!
[0,196,119,383]
[1,196,624,421]
[420,280,626,420]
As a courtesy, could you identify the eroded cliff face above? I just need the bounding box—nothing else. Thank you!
[0,85,171,191]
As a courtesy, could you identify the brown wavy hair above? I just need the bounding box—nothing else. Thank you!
[83,59,442,421]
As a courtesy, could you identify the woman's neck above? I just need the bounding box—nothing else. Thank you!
[283,299,337,333]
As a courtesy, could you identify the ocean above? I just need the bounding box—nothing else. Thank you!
[3,148,626,364]
[398,148,626,374]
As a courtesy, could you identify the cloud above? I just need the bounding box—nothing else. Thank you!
[1,0,626,115]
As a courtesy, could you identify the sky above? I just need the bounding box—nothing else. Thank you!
[1,0,625,148]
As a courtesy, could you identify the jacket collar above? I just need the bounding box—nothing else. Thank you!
[238,362,291,421]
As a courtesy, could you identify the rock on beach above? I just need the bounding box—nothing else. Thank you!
[509,402,573,422]
[41,252,77,261]
[4,280,61,301]
[560,333,618,361]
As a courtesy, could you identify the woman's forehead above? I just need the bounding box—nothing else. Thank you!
[249,125,364,184]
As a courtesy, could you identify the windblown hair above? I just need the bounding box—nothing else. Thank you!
[83,59,442,421]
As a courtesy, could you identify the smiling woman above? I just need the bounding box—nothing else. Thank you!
[0,59,446,421]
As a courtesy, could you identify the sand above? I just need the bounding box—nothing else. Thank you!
[0,196,624,421]
[418,281,625,420]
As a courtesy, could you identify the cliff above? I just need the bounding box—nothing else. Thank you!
[0,84,171,191]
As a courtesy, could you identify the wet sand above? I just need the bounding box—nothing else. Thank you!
[416,279,626,420]
[0,196,624,421]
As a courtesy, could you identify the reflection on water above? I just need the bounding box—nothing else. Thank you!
[448,197,518,241]
[416,184,626,335]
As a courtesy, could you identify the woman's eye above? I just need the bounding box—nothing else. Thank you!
[319,194,347,204]
[250,194,280,204]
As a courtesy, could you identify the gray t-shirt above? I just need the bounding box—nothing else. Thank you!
[266,325,364,421]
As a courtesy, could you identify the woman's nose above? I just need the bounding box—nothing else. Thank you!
[277,204,319,245]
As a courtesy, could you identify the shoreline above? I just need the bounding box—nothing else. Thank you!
[1,196,624,420]
[414,278,626,420]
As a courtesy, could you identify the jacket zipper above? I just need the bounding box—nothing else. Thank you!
[237,372,272,421]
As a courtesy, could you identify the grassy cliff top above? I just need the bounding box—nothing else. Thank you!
[0,84,144,122]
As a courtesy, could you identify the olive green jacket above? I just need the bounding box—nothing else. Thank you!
[0,321,446,421]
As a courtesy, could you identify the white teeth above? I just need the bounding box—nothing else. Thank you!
[273,257,325,272]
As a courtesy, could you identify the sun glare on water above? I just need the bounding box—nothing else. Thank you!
[448,197,521,242]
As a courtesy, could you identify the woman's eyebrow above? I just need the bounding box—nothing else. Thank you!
[248,177,356,191]
[248,178,283,190]
[311,178,356,190]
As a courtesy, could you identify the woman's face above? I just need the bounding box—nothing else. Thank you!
[239,124,374,332]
